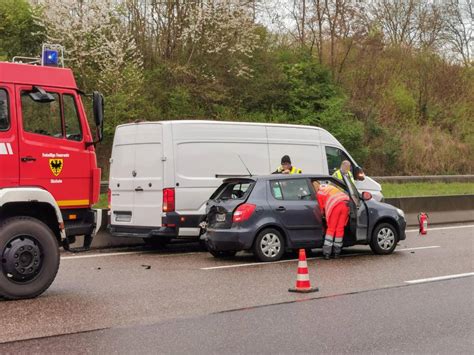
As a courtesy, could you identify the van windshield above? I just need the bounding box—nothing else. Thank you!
[211,181,254,201]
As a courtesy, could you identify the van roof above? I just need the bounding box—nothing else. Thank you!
[115,120,342,147]
[0,62,77,89]
[117,119,328,134]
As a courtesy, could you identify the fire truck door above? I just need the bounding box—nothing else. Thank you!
[17,86,92,208]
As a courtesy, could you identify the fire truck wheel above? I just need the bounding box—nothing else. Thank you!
[370,222,398,255]
[0,217,60,300]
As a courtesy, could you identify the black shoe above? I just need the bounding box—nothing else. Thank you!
[324,254,330,260]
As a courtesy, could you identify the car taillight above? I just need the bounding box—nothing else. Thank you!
[233,204,256,223]
[107,188,111,209]
[163,188,175,212]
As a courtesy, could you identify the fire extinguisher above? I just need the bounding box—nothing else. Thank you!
[418,212,428,235]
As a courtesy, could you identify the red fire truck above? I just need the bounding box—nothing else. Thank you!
[0,48,104,299]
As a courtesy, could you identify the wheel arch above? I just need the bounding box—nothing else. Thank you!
[0,188,64,242]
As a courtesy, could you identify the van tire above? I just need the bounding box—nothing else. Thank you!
[0,217,60,300]
[370,223,398,255]
[253,228,285,262]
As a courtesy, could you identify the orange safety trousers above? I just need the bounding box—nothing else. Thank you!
[326,201,349,238]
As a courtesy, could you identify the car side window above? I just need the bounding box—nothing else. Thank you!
[271,179,314,201]
[325,146,353,175]
[63,94,83,141]
[21,91,62,138]
[0,89,9,131]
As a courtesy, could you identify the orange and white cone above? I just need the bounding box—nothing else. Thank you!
[289,249,319,293]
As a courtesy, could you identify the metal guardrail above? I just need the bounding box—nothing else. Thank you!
[100,175,474,193]
[373,175,474,183]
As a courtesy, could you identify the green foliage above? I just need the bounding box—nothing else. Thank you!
[0,0,45,60]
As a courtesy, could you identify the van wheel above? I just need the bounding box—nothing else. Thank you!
[143,237,171,249]
[370,223,398,255]
[0,217,60,300]
[208,250,237,258]
[253,228,285,262]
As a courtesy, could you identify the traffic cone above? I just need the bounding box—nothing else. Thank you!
[288,249,319,293]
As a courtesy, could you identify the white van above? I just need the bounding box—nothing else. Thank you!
[108,120,382,243]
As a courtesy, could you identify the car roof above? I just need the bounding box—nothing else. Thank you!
[223,174,335,183]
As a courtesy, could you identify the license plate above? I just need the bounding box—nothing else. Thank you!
[216,214,226,222]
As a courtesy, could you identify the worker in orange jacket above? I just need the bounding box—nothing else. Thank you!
[312,181,350,259]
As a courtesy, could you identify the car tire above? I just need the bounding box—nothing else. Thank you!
[370,223,398,255]
[143,237,171,249]
[253,228,285,262]
[0,217,60,300]
[208,249,237,258]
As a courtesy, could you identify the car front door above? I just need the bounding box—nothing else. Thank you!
[267,178,323,247]
[343,175,368,242]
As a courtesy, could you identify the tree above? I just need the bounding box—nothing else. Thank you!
[0,0,45,60]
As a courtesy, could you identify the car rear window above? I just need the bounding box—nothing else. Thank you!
[270,179,314,201]
[211,181,254,200]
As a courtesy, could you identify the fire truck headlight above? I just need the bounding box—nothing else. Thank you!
[43,49,59,66]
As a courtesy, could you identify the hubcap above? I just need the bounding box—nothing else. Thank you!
[2,236,42,282]
[377,228,395,250]
[260,233,281,258]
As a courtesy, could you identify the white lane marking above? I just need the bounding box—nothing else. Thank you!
[61,251,201,260]
[407,224,474,233]
[405,272,474,284]
[200,245,440,270]
[399,246,440,251]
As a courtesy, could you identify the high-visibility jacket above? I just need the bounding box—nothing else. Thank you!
[275,166,302,174]
[316,185,349,218]
[333,169,355,184]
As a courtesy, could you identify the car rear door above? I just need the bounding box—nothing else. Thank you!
[267,178,322,246]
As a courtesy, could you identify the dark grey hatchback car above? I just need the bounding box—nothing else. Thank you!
[202,174,406,262]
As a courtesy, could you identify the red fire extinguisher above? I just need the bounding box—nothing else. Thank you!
[418,212,428,235]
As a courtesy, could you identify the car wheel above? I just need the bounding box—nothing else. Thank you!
[143,237,171,249]
[208,249,237,258]
[370,223,398,255]
[0,217,60,300]
[253,228,285,262]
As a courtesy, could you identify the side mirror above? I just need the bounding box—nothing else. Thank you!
[354,166,366,181]
[92,91,104,143]
[362,191,372,201]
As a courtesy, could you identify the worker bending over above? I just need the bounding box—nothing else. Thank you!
[312,181,350,259]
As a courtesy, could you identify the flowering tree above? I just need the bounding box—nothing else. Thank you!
[34,0,143,94]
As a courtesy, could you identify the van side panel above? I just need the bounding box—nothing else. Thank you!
[266,126,323,174]
[172,122,269,214]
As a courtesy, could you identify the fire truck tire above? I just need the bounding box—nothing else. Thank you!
[0,217,60,300]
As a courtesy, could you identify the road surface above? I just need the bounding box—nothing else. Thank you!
[1,223,473,353]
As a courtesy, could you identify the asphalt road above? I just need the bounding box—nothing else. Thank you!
[1,223,473,353]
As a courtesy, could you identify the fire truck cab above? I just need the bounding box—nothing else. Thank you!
[0,56,104,299]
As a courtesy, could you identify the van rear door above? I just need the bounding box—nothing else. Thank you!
[110,124,164,227]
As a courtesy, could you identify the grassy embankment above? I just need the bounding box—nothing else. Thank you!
[93,182,474,209]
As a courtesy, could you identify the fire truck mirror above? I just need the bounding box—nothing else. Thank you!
[29,86,56,103]
[92,91,104,141]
